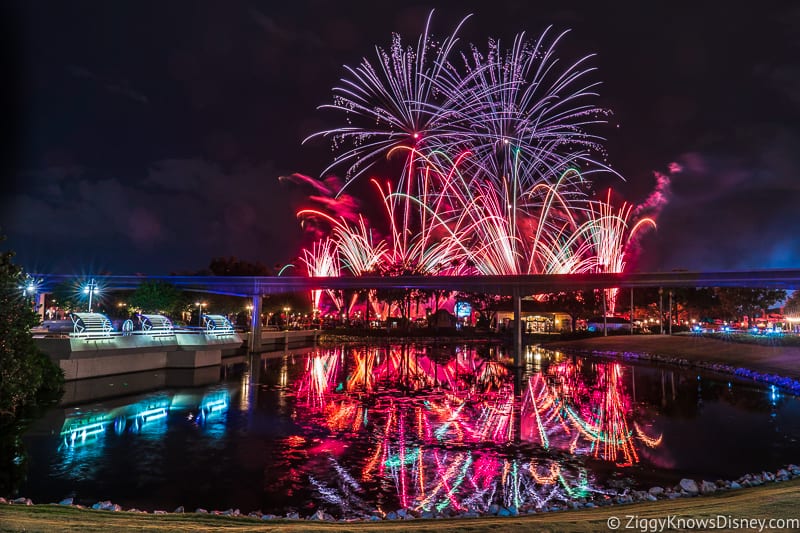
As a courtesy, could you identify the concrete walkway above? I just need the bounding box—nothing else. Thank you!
[544,334,800,380]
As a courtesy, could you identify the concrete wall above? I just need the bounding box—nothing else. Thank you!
[35,332,242,381]
[59,351,167,380]
[258,330,320,351]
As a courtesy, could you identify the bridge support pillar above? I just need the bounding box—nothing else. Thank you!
[249,294,262,353]
[513,287,523,367]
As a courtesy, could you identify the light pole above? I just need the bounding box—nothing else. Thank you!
[20,278,37,308]
[83,279,99,313]
[195,301,207,327]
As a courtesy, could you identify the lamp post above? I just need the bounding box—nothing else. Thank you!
[83,279,99,313]
[195,301,207,327]
[20,279,37,308]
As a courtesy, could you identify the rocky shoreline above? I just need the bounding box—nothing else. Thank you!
[3,465,800,522]
[545,345,800,395]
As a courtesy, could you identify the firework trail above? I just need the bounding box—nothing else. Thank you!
[291,11,664,314]
[305,11,472,188]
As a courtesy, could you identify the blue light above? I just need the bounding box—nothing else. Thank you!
[136,407,168,422]
[60,419,107,448]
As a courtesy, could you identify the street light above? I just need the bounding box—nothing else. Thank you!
[83,279,100,312]
[195,301,207,327]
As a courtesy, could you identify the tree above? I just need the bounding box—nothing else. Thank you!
[785,291,800,316]
[0,237,63,423]
[128,281,186,317]
[714,288,787,321]
[456,292,509,329]
[540,290,600,331]
[50,280,86,312]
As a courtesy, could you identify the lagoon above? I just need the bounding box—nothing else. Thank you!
[7,342,800,518]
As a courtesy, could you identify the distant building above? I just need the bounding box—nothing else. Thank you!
[495,301,573,333]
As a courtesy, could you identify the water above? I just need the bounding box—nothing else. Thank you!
[6,343,800,517]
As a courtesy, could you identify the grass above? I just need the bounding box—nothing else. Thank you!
[2,479,799,532]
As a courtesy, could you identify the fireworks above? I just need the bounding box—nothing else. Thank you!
[289,344,662,514]
[294,11,661,315]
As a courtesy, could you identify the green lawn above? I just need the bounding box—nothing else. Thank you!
[2,479,799,532]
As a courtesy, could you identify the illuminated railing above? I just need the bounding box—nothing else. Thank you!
[203,314,235,336]
[70,312,114,338]
[141,314,175,337]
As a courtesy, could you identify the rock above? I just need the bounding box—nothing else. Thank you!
[127,508,140,513]
[369,515,382,521]
[508,506,519,516]
[421,511,434,519]
[700,481,716,495]
[309,510,326,520]
[679,478,699,495]
[111,504,122,512]
[488,503,500,515]
[584,502,595,508]
[286,511,300,520]
[0,498,6,504]
[195,508,208,514]
[59,498,73,506]
[153,510,167,515]
[498,507,512,517]
[248,511,262,518]
[462,511,480,517]
[386,511,397,520]
[648,486,664,496]
[173,506,184,513]
[13,497,28,505]
[777,469,790,480]
[645,494,657,502]
[730,481,742,489]
[397,509,407,518]
[261,514,277,520]
[93,500,114,511]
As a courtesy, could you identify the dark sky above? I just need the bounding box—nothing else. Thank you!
[2,1,799,275]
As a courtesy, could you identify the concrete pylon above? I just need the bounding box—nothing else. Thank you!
[249,294,262,353]
[513,287,523,366]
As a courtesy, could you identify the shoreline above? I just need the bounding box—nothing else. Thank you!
[542,334,800,394]
[2,475,799,532]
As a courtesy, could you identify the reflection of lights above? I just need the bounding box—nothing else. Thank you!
[137,407,168,422]
[204,398,228,412]
[634,422,663,448]
[200,391,230,415]
[289,344,667,514]
[61,420,106,447]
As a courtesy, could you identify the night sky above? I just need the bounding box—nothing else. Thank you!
[2,1,799,275]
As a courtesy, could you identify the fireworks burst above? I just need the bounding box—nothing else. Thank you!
[292,11,662,315]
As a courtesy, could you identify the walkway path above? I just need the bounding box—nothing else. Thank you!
[544,334,800,380]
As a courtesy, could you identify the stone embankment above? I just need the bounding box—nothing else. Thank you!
[546,345,800,394]
[3,465,800,522]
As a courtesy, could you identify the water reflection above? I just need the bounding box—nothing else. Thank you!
[287,345,663,514]
[9,343,800,516]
